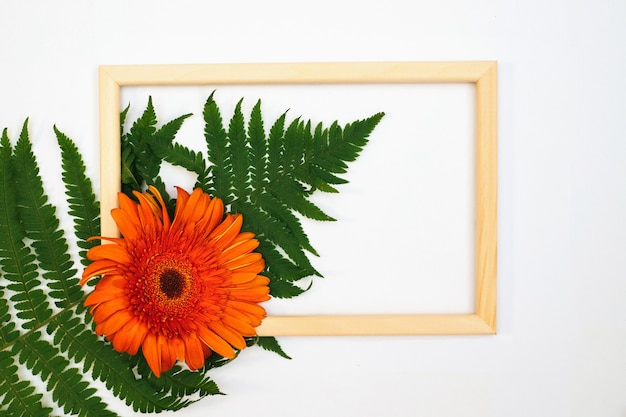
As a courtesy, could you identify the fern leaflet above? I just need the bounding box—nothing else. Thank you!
[0,125,51,331]
[13,123,81,308]
[55,126,100,266]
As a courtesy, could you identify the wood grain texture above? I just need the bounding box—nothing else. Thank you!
[98,61,498,336]
[99,61,493,85]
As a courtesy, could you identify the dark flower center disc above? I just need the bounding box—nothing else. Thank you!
[159,269,185,298]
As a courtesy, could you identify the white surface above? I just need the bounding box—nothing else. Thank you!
[1,1,625,416]
[121,83,476,315]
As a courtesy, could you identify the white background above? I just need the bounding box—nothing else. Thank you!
[1,1,625,416]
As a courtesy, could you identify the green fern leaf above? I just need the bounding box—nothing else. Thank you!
[13,122,81,308]
[251,192,319,257]
[271,177,335,221]
[2,123,214,416]
[204,92,233,201]
[54,126,100,266]
[136,359,224,399]
[256,240,312,282]
[228,99,251,197]
[266,111,286,184]
[49,305,190,413]
[0,349,53,416]
[126,96,158,183]
[120,103,130,136]
[282,117,304,177]
[236,197,319,275]
[141,94,384,299]
[151,139,207,175]
[248,100,268,192]
[0,286,18,345]
[0,126,52,330]
[267,278,306,299]
[255,336,292,359]
[13,332,116,417]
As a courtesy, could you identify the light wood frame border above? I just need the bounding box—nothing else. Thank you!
[99,61,497,336]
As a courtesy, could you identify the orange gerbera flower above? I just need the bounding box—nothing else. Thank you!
[81,186,270,377]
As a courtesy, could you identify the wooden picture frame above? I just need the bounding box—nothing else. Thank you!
[99,61,497,336]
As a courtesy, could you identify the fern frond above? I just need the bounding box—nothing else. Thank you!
[282,117,304,177]
[229,99,251,197]
[0,126,52,330]
[136,359,224,400]
[0,349,52,416]
[1,123,213,416]
[126,96,158,183]
[266,112,286,185]
[255,336,292,359]
[0,285,18,345]
[256,239,312,282]
[13,122,81,308]
[204,92,233,202]
[248,100,268,192]
[54,126,100,266]
[13,332,116,417]
[151,140,207,173]
[271,177,335,221]
[50,305,190,413]
[142,95,384,299]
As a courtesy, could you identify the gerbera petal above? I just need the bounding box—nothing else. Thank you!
[209,214,243,249]
[171,187,191,222]
[81,261,120,285]
[222,252,264,271]
[176,187,207,226]
[222,315,257,336]
[227,300,267,319]
[139,187,161,217]
[196,326,236,359]
[220,238,260,263]
[183,333,206,370]
[209,321,246,350]
[84,286,124,306]
[201,342,212,359]
[138,186,171,231]
[127,322,149,355]
[92,302,126,325]
[93,274,126,290]
[118,191,139,218]
[95,309,134,336]
[159,334,177,373]
[142,332,162,377]
[135,192,160,231]
[229,272,260,285]
[87,244,131,263]
[111,318,141,353]
[170,335,186,361]
[223,306,257,324]
[202,197,225,234]
[111,207,140,241]
[230,260,265,274]
[229,287,271,302]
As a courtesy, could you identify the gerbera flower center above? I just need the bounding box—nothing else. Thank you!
[159,269,185,299]
[140,255,198,319]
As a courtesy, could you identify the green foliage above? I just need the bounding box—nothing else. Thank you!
[121,97,192,214]
[0,93,383,416]
[255,336,292,359]
[55,126,100,266]
[0,123,220,416]
[129,93,384,298]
